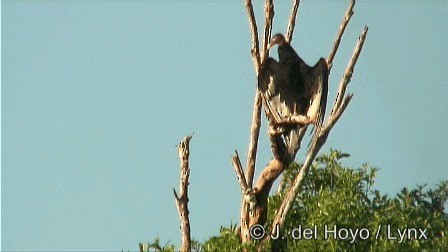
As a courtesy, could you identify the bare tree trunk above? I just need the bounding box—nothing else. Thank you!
[173,135,193,252]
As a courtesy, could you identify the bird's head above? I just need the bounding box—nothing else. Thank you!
[268,33,287,50]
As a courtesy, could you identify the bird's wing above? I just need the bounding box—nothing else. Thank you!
[307,58,329,141]
[259,57,304,157]
[258,58,284,124]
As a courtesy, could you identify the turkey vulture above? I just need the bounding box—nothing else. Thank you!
[258,33,329,153]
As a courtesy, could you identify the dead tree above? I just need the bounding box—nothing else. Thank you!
[233,0,368,243]
[173,135,193,252]
[165,1,368,250]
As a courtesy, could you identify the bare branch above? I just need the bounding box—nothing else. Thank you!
[279,114,313,125]
[269,138,322,239]
[327,0,355,69]
[253,159,285,197]
[244,0,276,189]
[250,159,284,225]
[244,0,261,72]
[245,0,274,189]
[173,135,192,252]
[261,0,274,62]
[242,87,263,245]
[330,26,368,118]
[241,0,264,244]
[246,92,262,188]
[331,94,354,125]
[319,94,353,144]
[285,0,300,43]
[233,151,249,194]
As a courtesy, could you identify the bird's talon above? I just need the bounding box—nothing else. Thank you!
[269,126,283,136]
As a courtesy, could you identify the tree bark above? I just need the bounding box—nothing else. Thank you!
[173,135,193,252]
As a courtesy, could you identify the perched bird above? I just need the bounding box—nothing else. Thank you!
[258,33,329,154]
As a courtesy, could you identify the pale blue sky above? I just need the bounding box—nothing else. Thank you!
[2,1,447,251]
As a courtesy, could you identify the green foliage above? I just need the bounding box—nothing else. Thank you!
[145,150,448,251]
[267,149,448,251]
[202,224,258,251]
[139,237,175,252]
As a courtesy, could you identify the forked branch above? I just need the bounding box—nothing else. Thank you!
[173,135,193,252]
[331,26,368,118]
[246,0,275,190]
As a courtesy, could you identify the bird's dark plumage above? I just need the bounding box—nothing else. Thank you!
[258,33,329,154]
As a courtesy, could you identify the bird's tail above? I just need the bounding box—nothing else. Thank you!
[284,125,308,158]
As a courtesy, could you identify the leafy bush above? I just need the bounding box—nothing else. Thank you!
[267,150,448,251]
[146,150,448,251]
